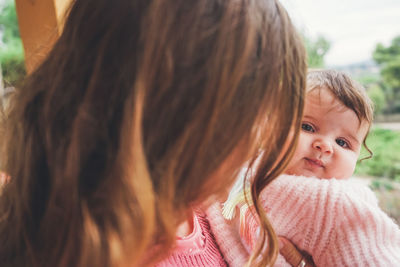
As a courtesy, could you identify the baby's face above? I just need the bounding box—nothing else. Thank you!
[285,87,369,179]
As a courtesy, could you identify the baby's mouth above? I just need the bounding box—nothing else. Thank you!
[305,157,324,168]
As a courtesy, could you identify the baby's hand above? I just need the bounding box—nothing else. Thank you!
[279,237,315,267]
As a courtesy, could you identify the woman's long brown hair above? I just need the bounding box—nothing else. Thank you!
[0,0,306,266]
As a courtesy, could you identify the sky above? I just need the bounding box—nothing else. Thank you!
[280,0,400,67]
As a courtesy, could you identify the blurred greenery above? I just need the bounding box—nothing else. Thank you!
[356,127,400,224]
[368,84,386,115]
[356,72,381,86]
[356,127,400,181]
[373,36,400,114]
[305,35,331,68]
[370,179,394,191]
[0,0,26,85]
[371,179,400,225]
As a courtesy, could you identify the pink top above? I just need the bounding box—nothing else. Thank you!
[154,212,227,267]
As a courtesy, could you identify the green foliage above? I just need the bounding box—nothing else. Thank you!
[371,180,400,225]
[305,35,330,68]
[367,84,386,114]
[373,36,400,113]
[356,127,400,180]
[380,58,400,88]
[0,0,26,85]
[354,73,389,115]
[0,0,21,40]
[356,73,381,86]
[370,179,394,191]
[374,37,400,64]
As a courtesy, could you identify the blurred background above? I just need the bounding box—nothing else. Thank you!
[0,0,399,223]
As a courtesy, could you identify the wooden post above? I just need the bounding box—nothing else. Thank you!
[14,0,71,73]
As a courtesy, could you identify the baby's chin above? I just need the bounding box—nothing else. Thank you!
[284,169,327,179]
[283,170,349,180]
[284,169,315,178]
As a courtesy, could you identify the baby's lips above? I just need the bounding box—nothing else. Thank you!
[306,158,324,167]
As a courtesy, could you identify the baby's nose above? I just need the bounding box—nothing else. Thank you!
[312,139,333,154]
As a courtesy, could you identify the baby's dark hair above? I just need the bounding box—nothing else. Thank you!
[307,69,374,159]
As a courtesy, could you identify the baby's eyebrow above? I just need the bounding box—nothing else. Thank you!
[345,133,360,146]
[303,115,315,121]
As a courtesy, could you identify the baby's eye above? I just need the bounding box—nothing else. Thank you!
[336,138,349,148]
[301,123,315,132]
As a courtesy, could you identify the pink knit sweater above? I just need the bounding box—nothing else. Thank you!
[219,174,400,266]
[155,175,400,266]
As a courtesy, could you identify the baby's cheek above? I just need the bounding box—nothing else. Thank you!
[338,152,359,179]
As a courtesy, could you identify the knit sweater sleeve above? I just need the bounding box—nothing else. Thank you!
[316,183,400,266]
[205,203,250,267]
[262,175,400,266]
[261,175,340,259]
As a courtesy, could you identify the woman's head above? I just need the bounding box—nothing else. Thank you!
[0,0,306,266]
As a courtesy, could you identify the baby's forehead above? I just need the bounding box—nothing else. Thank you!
[306,84,370,123]
[306,86,343,108]
[305,87,370,137]
[306,86,357,115]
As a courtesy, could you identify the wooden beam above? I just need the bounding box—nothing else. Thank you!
[15,0,71,73]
